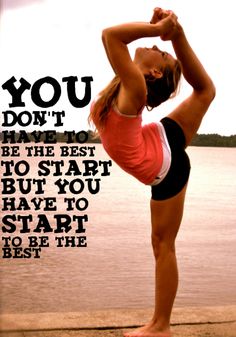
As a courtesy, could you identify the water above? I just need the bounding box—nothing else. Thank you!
[0,145,236,314]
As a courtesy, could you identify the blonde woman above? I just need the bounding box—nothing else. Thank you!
[89,7,215,337]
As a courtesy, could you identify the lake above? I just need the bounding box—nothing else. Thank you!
[0,145,236,313]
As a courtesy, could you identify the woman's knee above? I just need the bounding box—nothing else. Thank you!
[169,113,203,147]
[151,233,176,259]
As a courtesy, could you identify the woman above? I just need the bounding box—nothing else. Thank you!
[89,7,215,337]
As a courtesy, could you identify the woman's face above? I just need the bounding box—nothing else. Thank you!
[134,45,175,72]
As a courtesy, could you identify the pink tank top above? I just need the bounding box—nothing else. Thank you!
[100,104,163,185]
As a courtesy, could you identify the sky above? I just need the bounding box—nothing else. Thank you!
[0,0,235,136]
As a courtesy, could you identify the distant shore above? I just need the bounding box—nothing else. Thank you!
[190,133,236,147]
[1,130,236,147]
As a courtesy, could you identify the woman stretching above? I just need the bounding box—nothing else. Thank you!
[89,7,215,337]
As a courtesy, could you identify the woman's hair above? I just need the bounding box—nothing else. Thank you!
[88,76,120,134]
[88,59,182,133]
[145,60,182,111]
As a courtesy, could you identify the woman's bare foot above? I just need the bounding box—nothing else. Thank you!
[123,322,171,337]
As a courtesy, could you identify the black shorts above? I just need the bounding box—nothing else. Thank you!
[151,117,191,201]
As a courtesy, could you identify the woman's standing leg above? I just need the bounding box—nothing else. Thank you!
[150,183,188,333]
[124,183,188,337]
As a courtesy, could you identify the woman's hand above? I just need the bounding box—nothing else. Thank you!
[150,7,182,41]
[150,7,164,24]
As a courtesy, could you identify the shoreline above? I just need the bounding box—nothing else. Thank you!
[1,305,235,336]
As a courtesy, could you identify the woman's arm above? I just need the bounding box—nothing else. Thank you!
[170,24,215,98]
[149,8,215,145]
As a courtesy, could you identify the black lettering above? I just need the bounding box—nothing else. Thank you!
[2,76,31,107]
[31,76,61,108]
[62,76,93,108]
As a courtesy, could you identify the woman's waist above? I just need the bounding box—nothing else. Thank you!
[105,145,163,185]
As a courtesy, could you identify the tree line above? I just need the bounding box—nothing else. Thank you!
[190,133,236,147]
[86,131,236,147]
[1,130,236,147]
